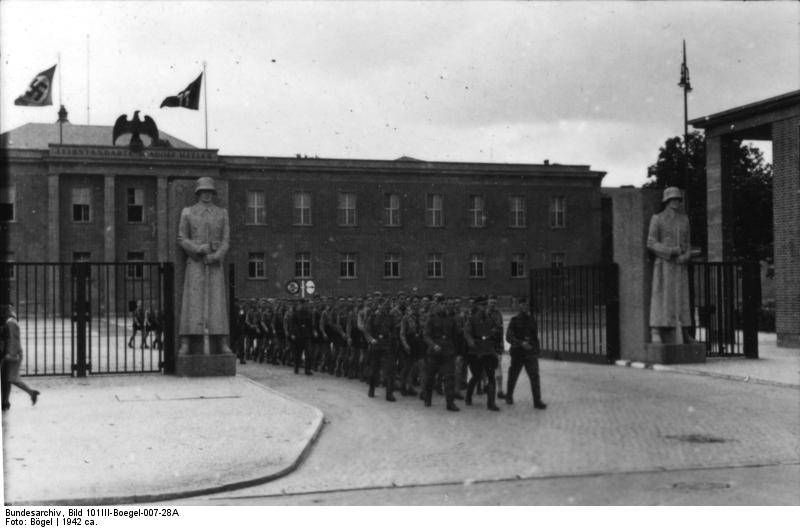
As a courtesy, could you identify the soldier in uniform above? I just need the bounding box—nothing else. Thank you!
[289,298,314,375]
[464,296,503,411]
[422,295,460,411]
[505,297,547,409]
[399,303,424,396]
[364,296,398,401]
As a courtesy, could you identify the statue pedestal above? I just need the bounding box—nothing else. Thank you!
[641,343,706,365]
[174,336,236,377]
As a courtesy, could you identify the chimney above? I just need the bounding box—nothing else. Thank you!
[544,159,549,166]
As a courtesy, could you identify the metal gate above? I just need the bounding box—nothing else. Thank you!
[529,263,620,363]
[690,261,759,358]
[0,262,175,377]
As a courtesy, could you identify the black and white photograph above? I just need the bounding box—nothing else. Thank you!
[1,0,798,523]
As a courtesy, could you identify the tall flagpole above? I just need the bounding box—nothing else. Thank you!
[87,34,91,125]
[203,61,208,149]
[58,53,63,143]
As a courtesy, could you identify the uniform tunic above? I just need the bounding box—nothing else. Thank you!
[647,208,692,328]
[178,201,230,335]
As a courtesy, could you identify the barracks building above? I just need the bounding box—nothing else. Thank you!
[1,115,606,301]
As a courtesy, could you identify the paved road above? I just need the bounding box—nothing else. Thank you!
[172,357,800,505]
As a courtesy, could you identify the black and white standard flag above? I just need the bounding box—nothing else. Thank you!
[14,65,57,106]
[160,73,202,110]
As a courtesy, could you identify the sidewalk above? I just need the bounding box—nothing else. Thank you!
[615,333,800,388]
[1,374,324,505]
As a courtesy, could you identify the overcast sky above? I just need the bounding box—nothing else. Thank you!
[1,1,797,186]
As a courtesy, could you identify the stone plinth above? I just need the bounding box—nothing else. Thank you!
[175,337,236,376]
[638,343,706,365]
[175,352,237,377]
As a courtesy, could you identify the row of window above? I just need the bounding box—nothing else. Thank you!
[251,191,567,228]
[247,251,566,280]
[2,250,567,281]
[0,186,568,228]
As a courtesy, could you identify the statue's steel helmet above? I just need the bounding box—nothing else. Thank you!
[195,177,216,195]
[662,186,683,203]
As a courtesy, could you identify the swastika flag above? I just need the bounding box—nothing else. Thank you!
[160,73,202,110]
[14,65,57,106]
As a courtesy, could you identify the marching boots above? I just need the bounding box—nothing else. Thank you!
[465,378,475,406]
[446,398,460,412]
[486,383,500,411]
[385,379,396,402]
[368,381,376,398]
[423,390,432,407]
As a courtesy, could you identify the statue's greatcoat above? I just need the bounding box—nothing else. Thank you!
[647,208,692,328]
[178,201,230,335]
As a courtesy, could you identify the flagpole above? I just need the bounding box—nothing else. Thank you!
[87,34,91,125]
[58,53,63,144]
[203,61,208,149]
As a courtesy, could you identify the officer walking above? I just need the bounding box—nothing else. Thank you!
[505,297,547,409]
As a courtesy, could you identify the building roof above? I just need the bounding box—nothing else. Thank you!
[0,122,197,150]
[689,90,800,129]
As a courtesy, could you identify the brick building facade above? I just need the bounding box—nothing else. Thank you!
[1,120,606,302]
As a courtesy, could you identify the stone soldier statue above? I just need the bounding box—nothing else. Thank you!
[647,186,693,344]
[177,177,232,355]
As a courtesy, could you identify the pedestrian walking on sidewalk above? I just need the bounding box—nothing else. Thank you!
[505,298,546,410]
[1,303,40,410]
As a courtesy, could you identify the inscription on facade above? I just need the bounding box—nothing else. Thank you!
[49,145,217,161]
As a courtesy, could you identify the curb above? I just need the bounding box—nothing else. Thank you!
[613,360,800,389]
[8,376,326,506]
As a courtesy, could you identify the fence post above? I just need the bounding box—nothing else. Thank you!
[73,262,89,377]
[162,262,176,374]
[604,263,620,362]
[741,261,760,359]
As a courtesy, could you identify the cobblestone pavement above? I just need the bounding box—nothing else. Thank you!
[175,356,799,504]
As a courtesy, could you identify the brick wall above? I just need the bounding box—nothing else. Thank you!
[772,117,800,346]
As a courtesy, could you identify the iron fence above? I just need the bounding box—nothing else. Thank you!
[529,263,620,363]
[0,262,175,376]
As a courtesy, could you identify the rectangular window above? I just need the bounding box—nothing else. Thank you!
[511,253,527,278]
[248,252,266,279]
[73,251,91,262]
[2,252,15,280]
[72,187,91,222]
[246,191,266,225]
[469,195,486,228]
[384,193,401,226]
[550,196,566,228]
[426,194,443,227]
[337,192,357,226]
[293,192,312,226]
[126,251,145,279]
[469,253,486,278]
[0,185,16,222]
[340,253,357,278]
[295,252,311,278]
[551,252,565,272]
[509,196,526,228]
[126,188,144,223]
[426,253,443,279]
[384,253,400,278]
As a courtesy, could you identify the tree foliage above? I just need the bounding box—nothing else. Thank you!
[644,131,772,261]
